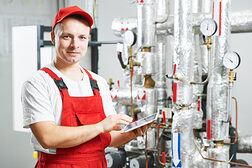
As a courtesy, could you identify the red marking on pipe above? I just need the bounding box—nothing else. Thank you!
[162,152,166,163]
[117,80,120,87]
[212,1,214,19]
[173,82,177,103]
[121,28,124,31]
[197,100,200,111]
[207,120,212,140]
[173,64,177,74]
[126,28,128,31]
[163,111,166,123]
[140,0,144,3]
[219,1,222,36]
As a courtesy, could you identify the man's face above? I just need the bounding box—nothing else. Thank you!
[53,17,90,65]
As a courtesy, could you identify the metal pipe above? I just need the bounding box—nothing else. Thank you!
[111,87,137,105]
[155,0,169,23]
[224,97,238,145]
[173,0,194,106]
[137,0,155,48]
[155,33,168,107]
[237,135,252,153]
[156,10,252,34]
[111,18,137,37]
[207,0,231,141]
[193,131,252,167]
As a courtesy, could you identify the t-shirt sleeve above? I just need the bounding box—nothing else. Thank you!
[21,77,55,128]
[98,77,117,117]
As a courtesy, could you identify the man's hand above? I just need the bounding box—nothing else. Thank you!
[129,121,154,138]
[96,114,133,134]
[109,121,154,147]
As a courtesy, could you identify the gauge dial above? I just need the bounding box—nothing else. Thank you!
[223,52,241,69]
[123,30,136,46]
[200,19,217,37]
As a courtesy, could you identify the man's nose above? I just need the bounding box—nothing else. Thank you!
[70,38,79,48]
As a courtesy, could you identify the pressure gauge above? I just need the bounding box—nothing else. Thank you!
[223,52,241,69]
[123,30,136,46]
[200,19,217,37]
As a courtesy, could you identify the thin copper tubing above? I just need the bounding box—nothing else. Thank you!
[144,124,170,168]
[130,68,134,115]
[193,129,252,167]
[157,124,169,167]
[224,96,238,145]
[145,131,148,168]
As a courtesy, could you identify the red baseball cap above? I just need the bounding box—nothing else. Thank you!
[52,6,93,33]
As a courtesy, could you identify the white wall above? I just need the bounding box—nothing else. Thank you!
[0,0,57,167]
[231,0,252,163]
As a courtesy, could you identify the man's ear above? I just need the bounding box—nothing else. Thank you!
[51,32,55,45]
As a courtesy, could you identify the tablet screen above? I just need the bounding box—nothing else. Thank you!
[123,113,157,133]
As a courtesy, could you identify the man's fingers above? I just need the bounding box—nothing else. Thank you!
[118,114,133,122]
[113,125,123,131]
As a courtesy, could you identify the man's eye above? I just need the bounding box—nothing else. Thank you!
[63,35,70,39]
[80,36,87,40]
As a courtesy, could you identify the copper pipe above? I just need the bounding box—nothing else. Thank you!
[193,129,252,167]
[130,66,134,115]
[145,131,148,168]
[156,124,170,167]
[224,96,238,145]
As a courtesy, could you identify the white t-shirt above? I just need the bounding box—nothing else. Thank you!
[21,63,116,154]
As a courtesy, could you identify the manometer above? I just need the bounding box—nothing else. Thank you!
[200,18,217,37]
[223,52,241,69]
[123,30,136,46]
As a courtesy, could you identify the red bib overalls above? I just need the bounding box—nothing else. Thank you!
[35,67,111,168]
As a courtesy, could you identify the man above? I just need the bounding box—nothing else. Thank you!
[21,6,152,168]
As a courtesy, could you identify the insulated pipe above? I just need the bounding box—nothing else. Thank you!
[155,34,168,89]
[207,146,230,167]
[111,18,137,37]
[155,33,168,107]
[156,10,252,34]
[173,0,194,106]
[230,10,252,33]
[137,0,155,48]
[207,1,231,168]
[193,10,252,33]
[172,109,195,168]
[155,0,169,23]
[237,135,252,153]
[207,0,231,141]
[144,88,156,116]
[172,1,195,167]
[111,87,138,105]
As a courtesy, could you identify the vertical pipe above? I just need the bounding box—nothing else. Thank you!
[137,0,156,48]
[155,33,167,107]
[173,0,193,106]
[172,0,195,167]
[207,0,231,141]
[207,0,231,167]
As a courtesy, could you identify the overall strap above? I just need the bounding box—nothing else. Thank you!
[83,68,100,95]
[40,67,68,99]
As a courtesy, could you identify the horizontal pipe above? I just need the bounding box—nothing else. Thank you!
[237,135,252,153]
[156,10,252,34]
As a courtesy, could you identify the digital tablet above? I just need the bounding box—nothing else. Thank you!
[123,113,158,133]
